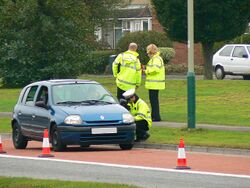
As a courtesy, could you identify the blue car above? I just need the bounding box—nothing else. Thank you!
[12,79,135,151]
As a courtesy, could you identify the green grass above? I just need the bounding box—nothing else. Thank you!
[1,117,250,149]
[0,117,11,133]
[0,176,138,188]
[1,75,250,126]
[0,88,21,112]
[148,126,250,149]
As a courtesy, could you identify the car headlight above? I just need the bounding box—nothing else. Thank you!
[122,113,134,123]
[64,115,82,125]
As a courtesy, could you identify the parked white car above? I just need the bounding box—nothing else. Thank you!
[212,44,250,80]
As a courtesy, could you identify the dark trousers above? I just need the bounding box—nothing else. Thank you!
[117,87,126,101]
[135,120,149,139]
[149,89,161,120]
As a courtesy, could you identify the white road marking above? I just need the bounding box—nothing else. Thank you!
[0,154,250,179]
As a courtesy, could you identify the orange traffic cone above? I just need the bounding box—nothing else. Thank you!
[38,129,54,158]
[175,138,190,169]
[0,135,7,154]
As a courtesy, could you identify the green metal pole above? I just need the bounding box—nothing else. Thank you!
[187,0,196,129]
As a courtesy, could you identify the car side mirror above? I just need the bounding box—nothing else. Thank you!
[35,101,49,110]
[242,54,248,58]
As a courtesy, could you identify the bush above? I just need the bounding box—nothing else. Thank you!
[158,47,175,64]
[116,31,173,64]
[81,50,115,74]
[231,33,250,44]
[166,64,203,75]
[213,33,250,53]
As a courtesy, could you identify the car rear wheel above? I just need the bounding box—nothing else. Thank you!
[51,126,66,152]
[243,75,250,80]
[215,66,225,80]
[12,121,28,149]
[119,143,133,150]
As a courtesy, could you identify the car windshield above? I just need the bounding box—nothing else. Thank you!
[247,46,250,54]
[52,83,116,105]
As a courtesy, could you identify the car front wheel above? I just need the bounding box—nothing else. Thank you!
[51,126,66,152]
[12,121,28,149]
[119,143,133,150]
[215,66,225,80]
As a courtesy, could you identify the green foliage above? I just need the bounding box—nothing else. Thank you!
[152,0,250,79]
[81,50,116,74]
[166,64,203,75]
[158,47,175,64]
[231,32,250,44]
[152,0,250,43]
[116,31,173,64]
[213,33,250,53]
[0,0,122,87]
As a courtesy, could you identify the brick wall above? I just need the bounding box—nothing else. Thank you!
[171,42,204,65]
[151,9,204,65]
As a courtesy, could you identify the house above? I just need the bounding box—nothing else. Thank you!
[96,0,204,65]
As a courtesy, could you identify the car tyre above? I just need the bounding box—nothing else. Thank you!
[215,66,225,80]
[119,143,134,150]
[51,126,66,152]
[12,121,28,149]
[243,75,250,80]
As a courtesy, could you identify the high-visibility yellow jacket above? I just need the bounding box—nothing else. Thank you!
[112,50,141,91]
[128,98,152,128]
[145,52,165,90]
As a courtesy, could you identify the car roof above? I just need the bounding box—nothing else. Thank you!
[224,44,250,46]
[26,79,99,87]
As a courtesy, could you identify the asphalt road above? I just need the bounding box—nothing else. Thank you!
[0,156,250,188]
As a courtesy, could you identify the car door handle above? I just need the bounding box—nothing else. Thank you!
[18,112,22,115]
[231,58,233,60]
[32,115,36,118]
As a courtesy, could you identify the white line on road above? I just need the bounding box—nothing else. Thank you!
[0,154,250,179]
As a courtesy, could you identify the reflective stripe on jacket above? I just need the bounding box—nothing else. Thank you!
[112,50,141,91]
[145,52,165,90]
[129,98,152,128]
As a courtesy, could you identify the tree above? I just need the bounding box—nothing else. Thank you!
[0,0,122,87]
[152,0,250,79]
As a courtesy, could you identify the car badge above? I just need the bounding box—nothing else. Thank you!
[100,115,105,120]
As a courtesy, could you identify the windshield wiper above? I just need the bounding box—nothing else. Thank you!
[56,101,81,105]
[80,100,115,105]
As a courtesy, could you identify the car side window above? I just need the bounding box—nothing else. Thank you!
[24,86,38,106]
[36,86,49,105]
[219,46,233,56]
[232,46,247,58]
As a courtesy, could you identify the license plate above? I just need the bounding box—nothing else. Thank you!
[91,127,117,134]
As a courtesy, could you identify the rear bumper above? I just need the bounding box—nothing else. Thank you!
[57,124,135,145]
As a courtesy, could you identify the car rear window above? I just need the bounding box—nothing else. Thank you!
[219,46,233,56]
[247,46,250,54]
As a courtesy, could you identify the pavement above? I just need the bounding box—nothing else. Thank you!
[1,112,250,156]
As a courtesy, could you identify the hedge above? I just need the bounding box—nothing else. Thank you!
[116,31,173,64]
[81,50,115,74]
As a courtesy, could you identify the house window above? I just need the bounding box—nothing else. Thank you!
[114,20,123,47]
[143,20,148,31]
[134,21,141,31]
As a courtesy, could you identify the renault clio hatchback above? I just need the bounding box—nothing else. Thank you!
[12,79,135,151]
[212,44,250,80]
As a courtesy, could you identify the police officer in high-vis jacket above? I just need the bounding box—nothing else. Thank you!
[143,44,165,122]
[112,43,141,101]
[122,88,152,142]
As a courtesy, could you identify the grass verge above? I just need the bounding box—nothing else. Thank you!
[1,75,250,126]
[0,176,138,188]
[148,127,250,150]
[1,117,250,149]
